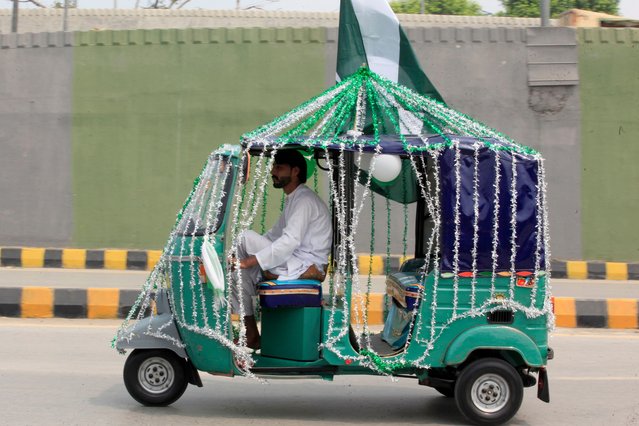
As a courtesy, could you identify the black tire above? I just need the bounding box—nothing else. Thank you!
[123,349,189,407]
[454,358,523,425]
[435,386,455,398]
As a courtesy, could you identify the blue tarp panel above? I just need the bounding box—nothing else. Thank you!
[438,140,545,272]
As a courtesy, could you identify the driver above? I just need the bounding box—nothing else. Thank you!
[231,149,332,350]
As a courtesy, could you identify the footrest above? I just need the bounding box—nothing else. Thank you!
[258,279,322,308]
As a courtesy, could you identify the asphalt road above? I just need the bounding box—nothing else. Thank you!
[1,318,638,425]
[1,267,639,299]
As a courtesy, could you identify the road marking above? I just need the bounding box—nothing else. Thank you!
[0,320,122,329]
[554,377,639,381]
[553,332,639,339]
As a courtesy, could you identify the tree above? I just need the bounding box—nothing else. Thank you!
[389,0,483,16]
[52,0,77,7]
[500,0,619,17]
[5,0,47,7]
[5,0,78,7]
[140,0,192,8]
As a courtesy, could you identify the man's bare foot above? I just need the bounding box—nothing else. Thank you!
[244,315,261,350]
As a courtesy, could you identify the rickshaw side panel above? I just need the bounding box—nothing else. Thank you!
[402,274,549,368]
[170,235,234,374]
[443,325,544,367]
[179,331,235,374]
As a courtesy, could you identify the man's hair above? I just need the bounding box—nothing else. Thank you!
[274,149,307,183]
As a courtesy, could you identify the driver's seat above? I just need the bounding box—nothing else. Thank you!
[257,279,322,361]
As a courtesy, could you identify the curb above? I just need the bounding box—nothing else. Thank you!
[356,255,639,281]
[0,287,142,319]
[1,287,638,329]
[0,247,161,271]
[550,259,639,281]
[2,247,639,281]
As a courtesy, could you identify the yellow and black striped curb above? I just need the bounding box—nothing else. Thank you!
[550,260,639,280]
[0,287,142,319]
[2,247,639,280]
[356,255,639,281]
[1,287,638,329]
[0,247,161,271]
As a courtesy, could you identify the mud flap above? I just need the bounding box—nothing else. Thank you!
[186,359,203,387]
[537,367,550,403]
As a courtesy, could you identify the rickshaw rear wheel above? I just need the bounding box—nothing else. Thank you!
[454,358,523,425]
[123,349,189,407]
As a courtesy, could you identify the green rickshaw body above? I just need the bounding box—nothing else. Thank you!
[394,274,549,371]
[166,147,550,378]
[167,149,241,375]
[170,236,235,375]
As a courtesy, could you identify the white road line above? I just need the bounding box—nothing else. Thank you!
[553,332,639,339]
[553,377,639,381]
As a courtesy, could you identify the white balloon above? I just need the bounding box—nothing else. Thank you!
[371,154,402,183]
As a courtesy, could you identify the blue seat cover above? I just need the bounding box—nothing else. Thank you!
[258,279,322,308]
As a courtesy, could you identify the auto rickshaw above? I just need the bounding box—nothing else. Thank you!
[114,67,553,425]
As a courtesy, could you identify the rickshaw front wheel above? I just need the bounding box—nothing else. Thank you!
[454,358,523,425]
[123,349,189,407]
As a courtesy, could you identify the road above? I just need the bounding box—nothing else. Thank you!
[2,267,639,298]
[1,318,638,425]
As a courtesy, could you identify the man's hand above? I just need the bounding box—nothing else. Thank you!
[239,255,259,269]
[229,255,259,270]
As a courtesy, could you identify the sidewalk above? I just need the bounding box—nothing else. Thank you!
[1,267,638,329]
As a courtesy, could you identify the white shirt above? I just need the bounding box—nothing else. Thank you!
[255,184,332,280]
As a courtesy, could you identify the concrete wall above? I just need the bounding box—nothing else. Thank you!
[0,33,74,247]
[578,28,639,261]
[0,25,636,261]
[0,28,329,249]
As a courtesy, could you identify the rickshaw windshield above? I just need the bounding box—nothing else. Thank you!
[176,155,235,236]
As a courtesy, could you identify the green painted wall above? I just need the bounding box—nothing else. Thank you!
[72,28,328,249]
[578,28,639,261]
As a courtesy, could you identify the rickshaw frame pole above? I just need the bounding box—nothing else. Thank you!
[414,157,427,259]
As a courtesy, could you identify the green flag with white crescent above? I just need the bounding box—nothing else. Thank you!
[336,0,445,104]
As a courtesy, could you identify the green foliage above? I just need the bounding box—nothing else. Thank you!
[499,0,619,17]
[142,0,190,8]
[389,0,482,16]
[51,0,77,8]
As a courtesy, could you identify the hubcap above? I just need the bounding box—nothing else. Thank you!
[470,373,509,413]
[138,357,175,394]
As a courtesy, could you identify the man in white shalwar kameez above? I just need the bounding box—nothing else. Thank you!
[232,149,331,349]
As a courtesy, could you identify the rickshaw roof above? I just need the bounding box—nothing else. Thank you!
[240,67,539,158]
[244,134,540,158]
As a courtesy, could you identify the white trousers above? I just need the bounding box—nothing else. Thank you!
[230,230,289,316]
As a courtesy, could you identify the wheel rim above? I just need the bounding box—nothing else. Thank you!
[138,357,175,394]
[470,373,510,413]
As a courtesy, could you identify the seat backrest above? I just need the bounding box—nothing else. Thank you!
[399,258,426,273]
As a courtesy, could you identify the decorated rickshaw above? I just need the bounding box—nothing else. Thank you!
[114,67,554,425]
